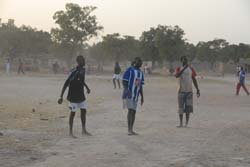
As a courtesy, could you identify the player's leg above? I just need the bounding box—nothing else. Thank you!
[69,103,77,138]
[113,78,116,89]
[185,93,193,127]
[236,83,241,95]
[242,84,250,95]
[127,109,133,135]
[185,112,190,127]
[177,92,184,128]
[117,79,121,89]
[80,109,91,136]
[79,101,91,135]
[130,109,138,135]
[177,114,183,128]
[69,111,76,138]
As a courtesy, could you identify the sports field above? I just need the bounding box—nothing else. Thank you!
[1,74,250,167]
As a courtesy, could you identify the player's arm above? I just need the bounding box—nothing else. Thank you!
[122,68,131,98]
[58,78,70,104]
[122,80,132,99]
[139,86,144,105]
[175,65,188,78]
[192,76,200,97]
[190,67,200,98]
[83,82,91,94]
[122,80,128,88]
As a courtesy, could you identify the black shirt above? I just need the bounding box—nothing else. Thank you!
[114,65,121,74]
[65,67,86,103]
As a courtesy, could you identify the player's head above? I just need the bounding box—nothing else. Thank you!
[240,66,244,71]
[76,55,85,67]
[134,57,142,68]
[131,60,135,66]
[180,56,188,65]
[115,61,119,66]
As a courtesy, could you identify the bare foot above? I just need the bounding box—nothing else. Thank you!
[177,125,183,128]
[128,131,133,136]
[69,133,77,138]
[132,131,139,135]
[82,131,92,136]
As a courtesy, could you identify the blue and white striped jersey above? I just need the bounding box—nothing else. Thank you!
[122,66,144,102]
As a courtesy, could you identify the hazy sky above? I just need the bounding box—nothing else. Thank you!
[0,0,250,44]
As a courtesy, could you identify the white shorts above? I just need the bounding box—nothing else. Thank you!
[113,74,120,80]
[123,99,138,111]
[68,101,86,112]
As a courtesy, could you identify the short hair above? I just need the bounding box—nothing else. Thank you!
[134,57,142,63]
[76,55,85,61]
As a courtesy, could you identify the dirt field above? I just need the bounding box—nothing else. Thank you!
[1,74,250,167]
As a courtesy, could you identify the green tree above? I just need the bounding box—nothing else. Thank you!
[184,43,197,61]
[101,33,140,61]
[220,44,238,63]
[139,28,160,68]
[196,41,211,62]
[88,42,105,71]
[101,33,123,61]
[51,3,103,64]
[237,43,250,60]
[154,25,186,64]
[0,22,51,60]
[208,39,228,64]
[122,35,140,60]
[89,43,104,62]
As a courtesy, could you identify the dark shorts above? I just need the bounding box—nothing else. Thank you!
[178,92,193,114]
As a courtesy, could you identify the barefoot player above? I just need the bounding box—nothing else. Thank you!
[236,66,249,96]
[122,57,144,135]
[58,55,91,138]
[113,61,121,89]
[175,56,200,128]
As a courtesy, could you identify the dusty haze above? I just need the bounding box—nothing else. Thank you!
[0,0,250,44]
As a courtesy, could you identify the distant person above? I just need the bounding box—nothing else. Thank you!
[52,62,60,74]
[175,56,200,128]
[113,61,121,89]
[5,59,11,75]
[169,67,175,76]
[144,63,149,75]
[52,63,56,74]
[236,65,241,77]
[58,55,91,138]
[122,57,144,135]
[86,64,90,75]
[17,59,25,75]
[236,66,249,96]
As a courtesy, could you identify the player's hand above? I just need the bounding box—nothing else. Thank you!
[141,98,144,106]
[127,90,132,98]
[122,88,131,99]
[58,98,63,104]
[196,90,200,98]
[87,89,91,94]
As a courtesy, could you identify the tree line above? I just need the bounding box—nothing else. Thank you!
[1,3,250,69]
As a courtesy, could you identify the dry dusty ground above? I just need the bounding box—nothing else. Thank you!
[0,73,250,167]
